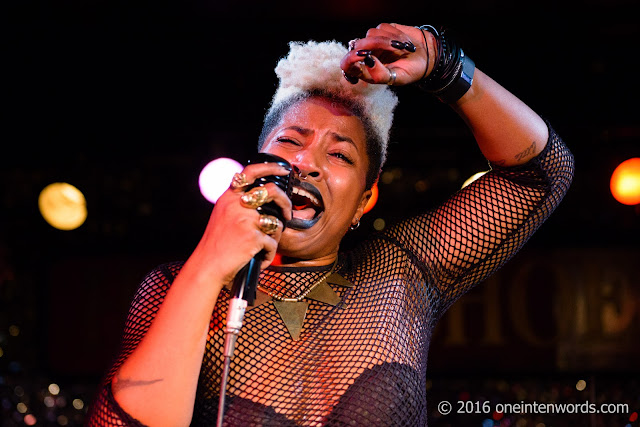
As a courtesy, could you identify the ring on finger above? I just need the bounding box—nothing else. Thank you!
[230,172,250,190]
[240,187,269,209]
[387,68,397,86]
[258,214,279,235]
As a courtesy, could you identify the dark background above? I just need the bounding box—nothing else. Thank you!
[2,0,639,425]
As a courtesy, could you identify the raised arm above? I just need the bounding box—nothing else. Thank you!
[342,23,574,307]
[342,23,548,166]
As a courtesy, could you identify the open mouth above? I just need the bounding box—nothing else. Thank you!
[288,182,324,230]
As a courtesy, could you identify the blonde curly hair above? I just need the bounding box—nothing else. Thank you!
[259,40,399,187]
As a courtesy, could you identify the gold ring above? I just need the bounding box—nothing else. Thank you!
[230,172,249,190]
[258,214,279,235]
[240,187,269,209]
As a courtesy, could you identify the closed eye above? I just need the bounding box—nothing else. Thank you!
[276,137,300,146]
[330,152,354,165]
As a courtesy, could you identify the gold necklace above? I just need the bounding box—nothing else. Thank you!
[258,260,353,340]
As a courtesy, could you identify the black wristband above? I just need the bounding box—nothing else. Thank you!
[431,50,475,104]
[416,25,475,104]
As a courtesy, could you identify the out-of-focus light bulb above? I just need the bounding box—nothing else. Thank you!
[199,158,243,204]
[611,158,640,205]
[38,183,87,230]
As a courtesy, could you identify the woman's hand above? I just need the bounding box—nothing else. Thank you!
[340,23,435,86]
[191,162,293,285]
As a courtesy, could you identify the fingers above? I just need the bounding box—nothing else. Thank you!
[201,187,285,280]
[259,182,293,221]
[341,48,403,86]
[228,161,292,220]
[259,232,280,269]
[341,26,414,83]
[229,162,290,193]
[346,35,414,58]
[341,23,428,86]
[355,54,394,84]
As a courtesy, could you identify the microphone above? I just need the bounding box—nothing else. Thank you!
[230,153,293,305]
[218,153,292,427]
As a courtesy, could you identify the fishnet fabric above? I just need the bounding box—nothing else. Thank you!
[87,127,573,426]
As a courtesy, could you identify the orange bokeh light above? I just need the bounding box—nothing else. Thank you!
[363,182,379,214]
[610,158,640,205]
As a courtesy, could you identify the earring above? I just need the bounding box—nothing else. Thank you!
[349,220,360,231]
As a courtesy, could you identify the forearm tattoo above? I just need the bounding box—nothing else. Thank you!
[514,140,537,162]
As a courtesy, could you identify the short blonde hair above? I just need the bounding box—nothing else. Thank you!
[263,40,399,170]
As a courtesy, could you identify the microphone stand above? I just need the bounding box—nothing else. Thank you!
[216,252,262,427]
[216,153,292,427]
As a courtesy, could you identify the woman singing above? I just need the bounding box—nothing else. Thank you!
[87,22,574,426]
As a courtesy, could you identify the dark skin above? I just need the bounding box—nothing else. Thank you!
[111,22,548,427]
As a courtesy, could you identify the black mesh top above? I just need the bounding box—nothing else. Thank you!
[87,126,574,426]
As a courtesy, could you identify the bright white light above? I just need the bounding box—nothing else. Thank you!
[199,158,243,204]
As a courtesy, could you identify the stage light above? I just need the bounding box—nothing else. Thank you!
[72,399,84,410]
[363,182,379,214]
[610,158,640,205]
[48,384,60,395]
[199,158,243,204]
[462,171,488,189]
[38,183,87,230]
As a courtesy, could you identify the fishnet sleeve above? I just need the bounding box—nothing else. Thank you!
[85,262,183,426]
[383,124,574,313]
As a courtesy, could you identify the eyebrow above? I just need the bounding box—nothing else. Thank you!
[282,126,359,151]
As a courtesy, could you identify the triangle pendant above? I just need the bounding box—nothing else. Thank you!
[306,280,341,306]
[273,300,309,341]
[326,272,354,288]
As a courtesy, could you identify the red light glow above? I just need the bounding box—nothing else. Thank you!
[610,158,640,205]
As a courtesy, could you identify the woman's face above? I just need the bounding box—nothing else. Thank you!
[261,97,372,261]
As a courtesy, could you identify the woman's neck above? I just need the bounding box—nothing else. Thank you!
[271,252,338,268]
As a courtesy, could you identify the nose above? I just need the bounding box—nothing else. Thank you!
[293,165,320,180]
[291,151,322,181]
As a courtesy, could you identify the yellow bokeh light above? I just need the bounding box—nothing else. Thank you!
[610,158,640,205]
[373,218,386,231]
[38,183,87,230]
[48,383,60,395]
[72,399,84,410]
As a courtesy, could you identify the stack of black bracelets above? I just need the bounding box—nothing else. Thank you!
[416,25,475,104]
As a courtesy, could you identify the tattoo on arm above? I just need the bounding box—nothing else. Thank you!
[514,140,537,162]
[112,376,164,394]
